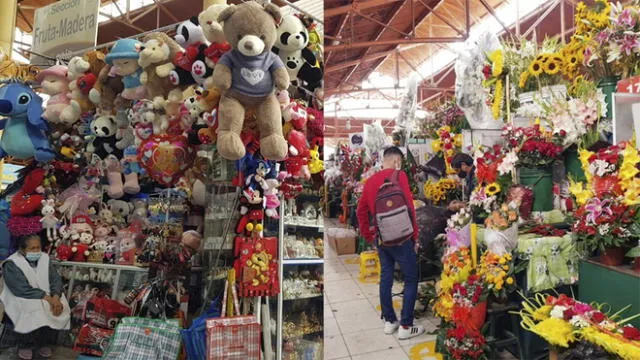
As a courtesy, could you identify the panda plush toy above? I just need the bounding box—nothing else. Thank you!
[169,17,210,86]
[88,114,122,159]
[273,14,323,92]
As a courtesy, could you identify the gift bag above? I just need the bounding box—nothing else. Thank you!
[83,296,131,329]
[233,236,279,297]
[102,317,182,360]
[206,278,260,360]
[73,323,114,357]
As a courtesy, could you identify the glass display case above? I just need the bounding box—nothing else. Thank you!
[274,196,324,360]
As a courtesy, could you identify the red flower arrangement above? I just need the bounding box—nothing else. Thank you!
[444,325,487,360]
[572,197,635,253]
[475,145,504,185]
[503,125,563,168]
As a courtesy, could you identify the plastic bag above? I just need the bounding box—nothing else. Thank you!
[73,323,114,357]
[83,296,131,329]
[485,224,518,255]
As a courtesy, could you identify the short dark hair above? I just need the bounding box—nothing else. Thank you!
[451,153,474,169]
[383,146,404,159]
[18,235,41,250]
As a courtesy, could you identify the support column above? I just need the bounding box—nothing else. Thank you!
[0,0,16,57]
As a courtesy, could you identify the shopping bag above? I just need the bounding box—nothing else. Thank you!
[206,276,260,360]
[83,296,131,329]
[206,316,261,360]
[181,299,221,360]
[102,317,182,360]
[73,323,114,357]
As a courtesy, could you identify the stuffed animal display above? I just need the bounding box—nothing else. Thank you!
[0,2,323,325]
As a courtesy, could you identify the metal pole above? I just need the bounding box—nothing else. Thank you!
[560,0,566,44]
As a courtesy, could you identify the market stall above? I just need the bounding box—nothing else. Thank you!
[0,0,324,359]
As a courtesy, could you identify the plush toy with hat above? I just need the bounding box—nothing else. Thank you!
[36,65,71,124]
[105,39,147,100]
[212,1,290,161]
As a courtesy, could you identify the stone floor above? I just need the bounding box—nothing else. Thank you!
[0,347,79,360]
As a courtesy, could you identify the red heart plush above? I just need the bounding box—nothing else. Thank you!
[10,168,45,217]
[138,135,195,186]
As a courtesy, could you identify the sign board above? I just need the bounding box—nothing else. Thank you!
[617,75,640,94]
[30,0,100,65]
[349,133,364,148]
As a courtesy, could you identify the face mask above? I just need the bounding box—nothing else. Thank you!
[458,171,467,179]
[25,252,41,262]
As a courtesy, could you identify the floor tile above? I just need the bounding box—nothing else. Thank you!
[402,340,443,360]
[335,310,384,334]
[329,298,376,317]
[343,328,402,356]
[325,271,355,281]
[325,316,341,337]
[351,347,408,360]
[324,334,350,359]
[326,284,366,303]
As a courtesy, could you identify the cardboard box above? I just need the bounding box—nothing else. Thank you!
[335,236,356,255]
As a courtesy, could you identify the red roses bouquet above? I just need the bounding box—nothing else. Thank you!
[503,124,563,168]
[572,197,636,253]
[444,325,487,360]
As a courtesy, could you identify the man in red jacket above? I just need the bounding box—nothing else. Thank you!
[356,146,425,340]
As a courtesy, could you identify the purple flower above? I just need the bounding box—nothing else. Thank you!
[620,34,640,56]
[596,29,612,43]
[584,47,594,66]
[617,9,636,28]
[585,198,612,224]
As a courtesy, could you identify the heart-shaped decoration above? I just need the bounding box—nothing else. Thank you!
[241,68,265,86]
[138,135,195,186]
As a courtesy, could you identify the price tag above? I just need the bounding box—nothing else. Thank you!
[617,75,640,94]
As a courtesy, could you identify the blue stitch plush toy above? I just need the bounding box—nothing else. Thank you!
[0,81,55,162]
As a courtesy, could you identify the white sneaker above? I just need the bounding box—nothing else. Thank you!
[398,325,425,340]
[384,321,400,335]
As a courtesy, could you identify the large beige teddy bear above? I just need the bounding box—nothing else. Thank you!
[213,2,290,161]
[197,0,231,89]
[139,32,183,101]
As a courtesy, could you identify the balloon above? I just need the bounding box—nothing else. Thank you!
[139,135,195,186]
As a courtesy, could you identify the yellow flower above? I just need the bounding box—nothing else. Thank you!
[496,283,503,290]
[454,134,463,147]
[492,79,503,119]
[432,139,442,153]
[532,305,553,321]
[499,258,506,265]
[505,254,512,261]
[500,271,507,278]
[519,71,529,88]
[581,326,640,360]
[544,60,561,75]
[531,318,576,347]
[503,265,510,271]
[489,49,504,77]
[579,149,595,182]
[506,277,514,285]
[529,61,543,76]
[486,182,501,196]
[623,179,640,206]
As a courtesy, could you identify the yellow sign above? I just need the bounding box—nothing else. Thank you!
[31,0,100,64]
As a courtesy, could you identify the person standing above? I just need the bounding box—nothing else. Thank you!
[356,146,425,340]
[0,235,70,360]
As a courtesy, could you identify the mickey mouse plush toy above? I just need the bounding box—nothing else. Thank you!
[273,14,323,92]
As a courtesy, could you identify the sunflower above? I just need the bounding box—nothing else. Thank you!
[544,60,561,75]
[519,71,530,89]
[529,61,543,76]
[485,182,501,196]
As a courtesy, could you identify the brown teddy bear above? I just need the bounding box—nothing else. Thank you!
[139,32,183,100]
[212,2,290,161]
[89,64,125,111]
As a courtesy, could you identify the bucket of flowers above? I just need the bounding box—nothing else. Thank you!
[572,196,637,266]
[520,293,640,359]
[503,124,563,212]
[484,202,520,256]
[469,144,515,223]
[478,250,517,304]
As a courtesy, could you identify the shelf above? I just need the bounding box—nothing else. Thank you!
[283,294,323,301]
[283,259,324,265]
[53,261,149,272]
[284,222,324,230]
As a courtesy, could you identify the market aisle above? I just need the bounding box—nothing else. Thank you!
[323,243,441,360]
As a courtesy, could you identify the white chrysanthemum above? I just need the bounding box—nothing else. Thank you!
[550,305,568,319]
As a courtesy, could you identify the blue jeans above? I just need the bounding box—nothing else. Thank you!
[378,240,418,326]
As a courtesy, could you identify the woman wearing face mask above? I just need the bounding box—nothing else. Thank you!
[0,235,70,360]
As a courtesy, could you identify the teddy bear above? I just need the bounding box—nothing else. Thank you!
[105,39,147,100]
[60,52,105,125]
[181,88,219,145]
[117,235,137,265]
[87,111,122,159]
[272,14,323,92]
[107,199,134,225]
[103,241,117,264]
[115,109,135,150]
[139,32,184,100]
[212,2,290,161]
[169,17,209,86]
[35,65,71,124]
[89,64,126,112]
[195,1,232,88]
[70,232,93,262]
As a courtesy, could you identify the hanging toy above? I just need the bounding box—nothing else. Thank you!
[139,134,196,186]
[308,145,323,174]
[105,39,147,100]
[36,65,71,124]
[0,81,55,162]
[236,187,265,235]
[40,199,60,241]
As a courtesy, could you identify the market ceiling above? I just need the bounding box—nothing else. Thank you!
[16,0,300,45]
[324,0,579,138]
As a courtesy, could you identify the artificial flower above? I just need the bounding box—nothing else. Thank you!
[532,305,553,321]
[531,317,576,347]
[485,183,501,197]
